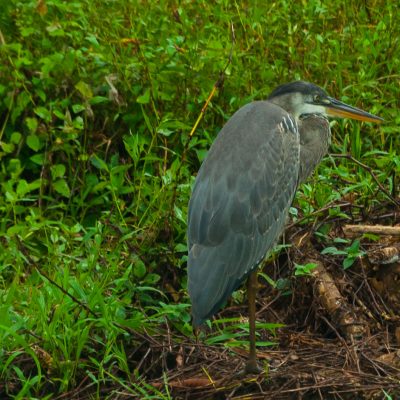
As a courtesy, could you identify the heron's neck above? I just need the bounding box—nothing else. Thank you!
[297,114,331,183]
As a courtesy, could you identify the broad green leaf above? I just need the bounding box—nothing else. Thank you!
[137,89,150,104]
[34,106,51,122]
[294,262,318,276]
[72,104,86,113]
[133,259,146,278]
[90,156,109,171]
[16,180,29,196]
[53,179,71,197]
[343,257,356,269]
[1,142,14,153]
[10,132,22,144]
[30,153,45,165]
[144,273,160,285]
[25,118,38,133]
[26,135,41,152]
[89,96,108,105]
[321,247,347,256]
[75,81,93,99]
[51,164,66,180]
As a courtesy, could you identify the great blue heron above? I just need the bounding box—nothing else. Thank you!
[187,81,382,373]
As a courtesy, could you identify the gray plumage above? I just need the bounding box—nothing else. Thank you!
[187,81,382,326]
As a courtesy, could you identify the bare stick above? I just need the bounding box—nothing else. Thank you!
[343,224,400,237]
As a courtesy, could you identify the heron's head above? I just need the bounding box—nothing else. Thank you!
[268,81,383,123]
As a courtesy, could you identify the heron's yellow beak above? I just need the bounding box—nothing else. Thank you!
[326,97,383,123]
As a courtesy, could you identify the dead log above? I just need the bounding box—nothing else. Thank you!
[311,261,365,338]
[368,246,400,265]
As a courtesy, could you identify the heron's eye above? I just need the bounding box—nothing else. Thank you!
[313,94,322,103]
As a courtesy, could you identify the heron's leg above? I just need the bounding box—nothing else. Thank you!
[244,270,262,374]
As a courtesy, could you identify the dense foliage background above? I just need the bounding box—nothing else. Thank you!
[0,0,399,398]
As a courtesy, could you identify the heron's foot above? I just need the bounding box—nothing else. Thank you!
[244,358,263,375]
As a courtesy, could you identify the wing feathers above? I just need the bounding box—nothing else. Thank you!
[188,101,300,325]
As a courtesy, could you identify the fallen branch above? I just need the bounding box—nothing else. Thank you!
[343,224,400,237]
[152,377,220,389]
[368,246,400,265]
[312,261,365,338]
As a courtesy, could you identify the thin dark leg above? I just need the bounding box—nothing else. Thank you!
[245,270,262,374]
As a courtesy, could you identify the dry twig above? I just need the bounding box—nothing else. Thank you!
[344,224,400,237]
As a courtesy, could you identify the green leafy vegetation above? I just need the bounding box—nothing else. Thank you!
[322,238,366,269]
[294,262,318,276]
[0,0,399,398]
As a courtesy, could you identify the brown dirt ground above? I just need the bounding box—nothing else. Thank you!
[142,210,400,400]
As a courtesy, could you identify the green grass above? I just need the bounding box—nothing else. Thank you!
[0,0,399,398]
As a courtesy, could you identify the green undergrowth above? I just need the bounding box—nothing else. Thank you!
[0,0,399,398]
